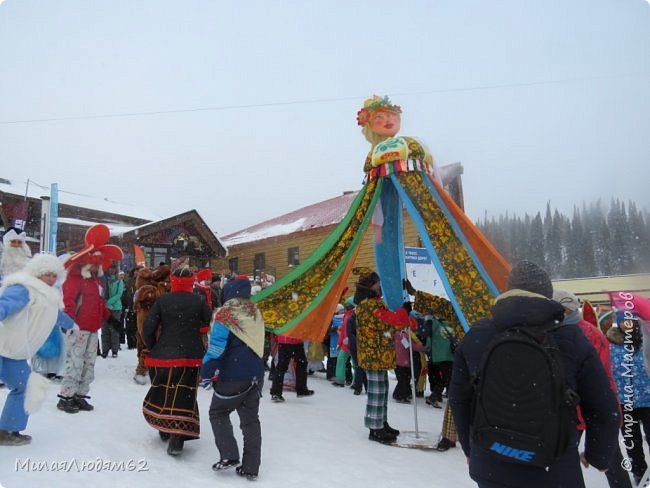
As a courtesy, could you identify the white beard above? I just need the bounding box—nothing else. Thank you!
[0,246,31,278]
[80,264,103,279]
[81,264,92,279]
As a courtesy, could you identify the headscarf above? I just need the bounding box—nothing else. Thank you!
[214,276,264,357]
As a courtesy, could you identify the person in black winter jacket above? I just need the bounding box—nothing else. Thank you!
[142,267,211,457]
[450,260,620,488]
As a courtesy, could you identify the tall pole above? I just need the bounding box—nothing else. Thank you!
[402,248,421,438]
[49,183,58,253]
[39,196,50,252]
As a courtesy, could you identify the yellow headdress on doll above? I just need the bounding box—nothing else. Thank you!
[356,95,401,126]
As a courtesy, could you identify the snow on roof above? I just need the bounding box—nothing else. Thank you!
[56,217,137,236]
[223,191,359,246]
[225,218,308,246]
[0,176,162,222]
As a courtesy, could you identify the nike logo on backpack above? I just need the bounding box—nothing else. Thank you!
[490,441,536,462]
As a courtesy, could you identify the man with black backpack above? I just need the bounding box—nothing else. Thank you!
[450,260,620,487]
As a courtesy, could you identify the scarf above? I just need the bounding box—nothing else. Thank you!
[213,297,265,357]
[562,310,580,326]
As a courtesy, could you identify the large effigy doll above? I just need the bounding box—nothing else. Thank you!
[253,96,510,343]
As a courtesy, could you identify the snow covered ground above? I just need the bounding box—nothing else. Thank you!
[0,349,615,487]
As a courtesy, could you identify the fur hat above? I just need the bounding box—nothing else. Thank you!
[2,226,32,260]
[553,289,580,312]
[506,260,553,298]
[24,253,65,278]
[223,276,252,301]
[3,226,27,246]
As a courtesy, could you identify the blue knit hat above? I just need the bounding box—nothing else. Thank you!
[222,276,252,301]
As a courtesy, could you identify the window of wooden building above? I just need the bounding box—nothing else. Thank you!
[142,246,169,268]
[254,253,266,275]
[229,257,239,274]
[288,246,300,267]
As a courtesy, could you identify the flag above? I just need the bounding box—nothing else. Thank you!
[12,200,29,230]
[608,291,650,321]
[133,245,146,267]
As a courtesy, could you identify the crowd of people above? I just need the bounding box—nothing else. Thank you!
[1,224,649,487]
[0,93,648,488]
[0,226,270,480]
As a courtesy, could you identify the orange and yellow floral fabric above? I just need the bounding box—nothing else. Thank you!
[356,296,403,370]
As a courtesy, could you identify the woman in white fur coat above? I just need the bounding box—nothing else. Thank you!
[0,253,76,446]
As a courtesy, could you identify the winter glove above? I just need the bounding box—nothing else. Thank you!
[402,301,413,314]
[66,323,81,336]
[402,279,416,296]
[409,318,418,331]
[200,358,219,381]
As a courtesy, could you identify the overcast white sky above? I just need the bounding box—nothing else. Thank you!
[0,0,648,236]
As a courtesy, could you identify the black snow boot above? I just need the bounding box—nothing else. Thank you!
[57,395,80,414]
[74,395,94,411]
[435,437,456,452]
[383,421,400,437]
[368,428,396,444]
[167,435,184,456]
[212,459,240,471]
[236,466,258,481]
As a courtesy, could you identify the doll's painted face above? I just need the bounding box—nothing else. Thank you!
[370,109,401,137]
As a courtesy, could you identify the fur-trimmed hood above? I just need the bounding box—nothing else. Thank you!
[0,271,64,360]
[1,271,64,309]
[24,253,65,280]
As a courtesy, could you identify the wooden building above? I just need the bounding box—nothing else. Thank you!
[216,191,421,290]
[0,176,227,269]
[118,210,227,269]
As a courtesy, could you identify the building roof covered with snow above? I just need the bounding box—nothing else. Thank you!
[222,191,359,246]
